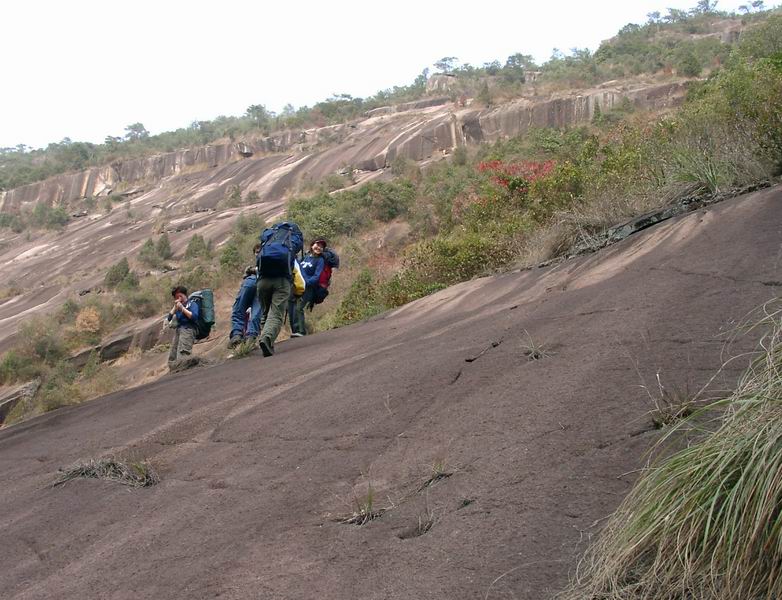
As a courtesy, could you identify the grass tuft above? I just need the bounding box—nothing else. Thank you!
[231,339,257,359]
[559,303,782,600]
[340,482,386,526]
[53,458,159,488]
[521,330,552,361]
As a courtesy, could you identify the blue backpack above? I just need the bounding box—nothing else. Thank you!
[257,222,304,278]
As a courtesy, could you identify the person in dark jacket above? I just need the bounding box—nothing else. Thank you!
[292,239,326,336]
[256,222,303,356]
[167,285,200,369]
[229,244,263,348]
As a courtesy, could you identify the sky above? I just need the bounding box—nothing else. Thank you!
[0,0,757,149]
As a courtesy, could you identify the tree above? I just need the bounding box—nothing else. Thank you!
[664,8,688,22]
[477,81,493,106]
[647,11,662,23]
[503,53,535,83]
[138,238,159,267]
[184,234,211,260]
[751,0,765,10]
[124,123,149,142]
[434,56,459,73]
[246,104,271,129]
[104,257,131,288]
[693,0,719,13]
[505,53,536,71]
[156,233,173,260]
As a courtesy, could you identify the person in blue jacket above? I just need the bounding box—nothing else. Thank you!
[292,238,326,336]
[167,285,200,369]
[229,243,263,348]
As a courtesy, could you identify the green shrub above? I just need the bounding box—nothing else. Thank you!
[104,257,131,288]
[156,233,173,260]
[0,212,24,232]
[333,269,385,326]
[184,233,212,260]
[235,213,266,236]
[138,238,160,267]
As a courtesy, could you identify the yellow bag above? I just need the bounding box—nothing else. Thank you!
[292,261,306,296]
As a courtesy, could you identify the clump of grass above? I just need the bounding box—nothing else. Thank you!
[559,305,782,600]
[647,374,696,429]
[398,505,436,539]
[521,330,552,361]
[418,459,454,491]
[53,458,159,488]
[231,339,257,359]
[340,482,386,525]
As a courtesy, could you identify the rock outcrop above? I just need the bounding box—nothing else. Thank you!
[0,380,39,423]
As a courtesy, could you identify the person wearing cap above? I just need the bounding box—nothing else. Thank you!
[292,238,326,336]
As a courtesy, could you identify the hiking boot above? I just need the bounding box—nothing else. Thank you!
[228,333,243,349]
[259,338,274,357]
[290,332,304,338]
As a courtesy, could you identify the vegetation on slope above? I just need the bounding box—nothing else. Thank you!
[294,13,782,328]
[558,304,782,600]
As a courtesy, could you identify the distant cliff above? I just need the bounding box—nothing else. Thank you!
[0,81,688,213]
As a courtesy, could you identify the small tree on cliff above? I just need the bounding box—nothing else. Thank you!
[124,123,149,142]
[434,57,459,73]
[246,104,272,130]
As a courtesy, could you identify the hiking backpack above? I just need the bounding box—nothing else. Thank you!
[188,289,215,340]
[257,222,304,278]
[313,248,340,305]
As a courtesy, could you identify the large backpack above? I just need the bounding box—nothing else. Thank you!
[313,248,340,305]
[189,289,215,340]
[257,222,304,279]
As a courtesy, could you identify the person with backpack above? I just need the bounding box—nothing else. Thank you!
[229,243,264,348]
[287,257,307,337]
[167,285,200,370]
[256,221,304,356]
[293,238,340,335]
[292,239,326,337]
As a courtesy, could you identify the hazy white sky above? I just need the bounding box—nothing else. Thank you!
[1,0,754,149]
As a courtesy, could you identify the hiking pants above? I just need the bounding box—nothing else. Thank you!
[288,295,301,334]
[168,325,196,365]
[294,287,317,336]
[257,276,291,352]
[231,275,263,338]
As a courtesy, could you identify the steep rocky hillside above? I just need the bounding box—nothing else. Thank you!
[0,185,779,600]
[0,79,688,352]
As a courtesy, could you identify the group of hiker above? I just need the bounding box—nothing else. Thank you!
[166,221,338,370]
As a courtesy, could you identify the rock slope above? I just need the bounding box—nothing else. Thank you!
[0,185,779,600]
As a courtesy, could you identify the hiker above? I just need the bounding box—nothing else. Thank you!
[293,239,326,336]
[294,238,339,336]
[167,285,200,369]
[229,243,264,348]
[256,221,304,356]
[287,258,306,337]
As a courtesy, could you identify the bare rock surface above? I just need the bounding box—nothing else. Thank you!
[0,186,779,599]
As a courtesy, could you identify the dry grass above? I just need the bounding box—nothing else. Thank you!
[53,458,159,488]
[558,303,782,600]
